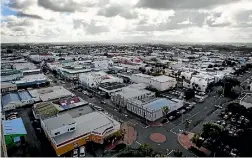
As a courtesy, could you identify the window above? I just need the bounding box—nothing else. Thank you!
[69,127,75,131]
[55,132,60,135]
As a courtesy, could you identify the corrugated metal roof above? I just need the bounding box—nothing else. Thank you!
[2,93,21,107]
[17,91,32,101]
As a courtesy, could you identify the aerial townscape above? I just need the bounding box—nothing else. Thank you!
[1,0,252,158]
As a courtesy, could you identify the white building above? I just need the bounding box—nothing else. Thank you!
[79,71,123,88]
[127,98,183,121]
[131,74,177,91]
[150,76,177,91]
[240,93,252,109]
[111,85,155,107]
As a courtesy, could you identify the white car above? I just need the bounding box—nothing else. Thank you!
[79,146,86,157]
[73,149,78,157]
[214,105,223,109]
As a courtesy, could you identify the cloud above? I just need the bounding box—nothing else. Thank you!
[17,11,43,20]
[7,0,35,9]
[97,3,138,19]
[37,0,86,12]
[73,19,87,29]
[85,20,109,34]
[135,0,241,10]
[135,11,208,31]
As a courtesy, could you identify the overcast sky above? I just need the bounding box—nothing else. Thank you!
[1,0,252,43]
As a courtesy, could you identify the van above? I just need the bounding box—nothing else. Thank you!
[79,146,85,157]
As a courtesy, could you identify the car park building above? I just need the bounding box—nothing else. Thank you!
[41,111,120,156]
[127,98,183,121]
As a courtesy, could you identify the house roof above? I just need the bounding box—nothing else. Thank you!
[17,91,32,101]
[2,118,27,135]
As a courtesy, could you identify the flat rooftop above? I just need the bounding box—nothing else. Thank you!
[59,105,94,118]
[151,75,176,83]
[51,111,120,145]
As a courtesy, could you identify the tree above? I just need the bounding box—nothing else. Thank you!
[162,106,169,116]
[226,103,246,115]
[191,133,204,148]
[184,88,195,100]
[202,122,223,140]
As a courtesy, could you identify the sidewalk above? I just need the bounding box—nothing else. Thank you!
[121,122,137,145]
[178,132,210,154]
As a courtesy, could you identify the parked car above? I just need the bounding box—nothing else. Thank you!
[168,116,176,121]
[198,98,204,103]
[82,91,87,95]
[79,146,86,157]
[185,104,194,110]
[180,109,186,114]
[73,149,78,157]
[101,100,106,105]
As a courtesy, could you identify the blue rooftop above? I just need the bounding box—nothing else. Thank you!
[2,93,21,107]
[2,118,27,135]
[144,98,174,110]
[17,91,32,101]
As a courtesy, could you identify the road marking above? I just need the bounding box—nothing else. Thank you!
[135,141,142,145]
[167,149,174,156]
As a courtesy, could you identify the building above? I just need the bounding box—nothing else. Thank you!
[79,71,123,88]
[98,82,126,96]
[14,74,49,88]
[33,102,60,120]
[58,67,92,81]
[127,98,183,121]
[41,111,120,156]
[150,76,177,91]
[28,86,75,102]
[240,93,252,108]
[131,74,177,91]
[2,93,22,111]
[1,70,23,82]
[111,86,155,107]
[1,82,17,93]
[2,91,34,111]
[2,118,27,148]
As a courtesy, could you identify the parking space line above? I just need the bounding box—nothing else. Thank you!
[135,141,142,145]
[167,149,174,156]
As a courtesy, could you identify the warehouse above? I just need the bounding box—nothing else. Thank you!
[41,111,120,156]
[127,98,183,121]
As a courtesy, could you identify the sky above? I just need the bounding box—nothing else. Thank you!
[1,0,252,43]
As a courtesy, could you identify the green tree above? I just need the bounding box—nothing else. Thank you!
[202,122,223,140]
[162,106,169,116]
